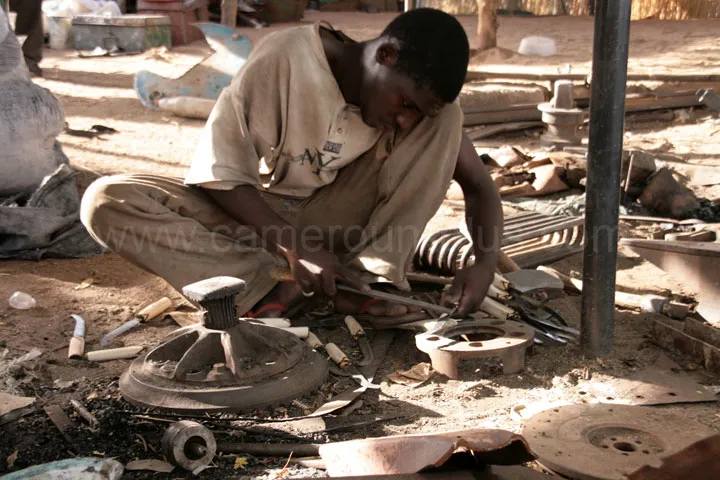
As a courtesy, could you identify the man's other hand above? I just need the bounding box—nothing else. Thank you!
[442,260,495,318]
[285,248,368,297]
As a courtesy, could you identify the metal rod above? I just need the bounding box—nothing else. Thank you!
[580,0,632,356]
[465,70,720,83]
[337,285,453,315]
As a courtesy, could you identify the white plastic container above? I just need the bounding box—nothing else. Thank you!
[518,36,557,57]
[47,15,74,50]
[9,291,37,310]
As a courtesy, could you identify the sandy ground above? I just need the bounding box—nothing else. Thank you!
[1,11,720,479]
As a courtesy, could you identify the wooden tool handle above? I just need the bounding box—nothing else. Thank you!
[305,332,323,350]
[537,266,583,292]
[270,267,294,282]
[85,346,144,362]
[324,343,350,368]
[480,297,517,320]
[344,315,365,339]
[68,336,85,360]
[136,297,173,322]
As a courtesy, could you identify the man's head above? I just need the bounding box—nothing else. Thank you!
[360,8,469,131]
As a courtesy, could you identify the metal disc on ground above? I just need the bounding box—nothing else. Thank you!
[523,404,715,480]
[120,277,328,413]
[120,327,328,413]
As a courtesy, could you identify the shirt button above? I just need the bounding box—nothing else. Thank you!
[337,128,343,134]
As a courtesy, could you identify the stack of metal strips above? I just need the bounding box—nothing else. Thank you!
[414,212,585,275]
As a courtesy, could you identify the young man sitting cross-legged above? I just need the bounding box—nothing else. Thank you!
[81,9,503,319]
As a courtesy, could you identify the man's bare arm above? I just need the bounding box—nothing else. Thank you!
[444,132,503,316]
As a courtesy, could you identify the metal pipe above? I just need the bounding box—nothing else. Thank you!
[580,0,632,356]
[218,442,320,458]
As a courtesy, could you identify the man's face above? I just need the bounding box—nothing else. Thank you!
[360,44,446,132]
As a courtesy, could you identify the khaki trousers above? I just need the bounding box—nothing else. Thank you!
[81,105,462,314]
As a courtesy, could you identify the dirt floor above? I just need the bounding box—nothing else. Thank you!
[1,11,720,479]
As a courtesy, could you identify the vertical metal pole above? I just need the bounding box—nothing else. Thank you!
[580,0,632,356]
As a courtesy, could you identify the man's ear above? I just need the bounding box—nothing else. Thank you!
[375,42,399,68]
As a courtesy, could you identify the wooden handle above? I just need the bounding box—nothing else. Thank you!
[305,332,323,349]
[136,297,173,322]
[487,284,512,301]
[492,272,511,291]
[270,267,294,282]
[85,346,144,362]
[325,343,350,368]
[247,318,291,328]
[281,327,309,339]
[480,297,517,320]
[537,266,583,292]
[68,336,85,360]
[344,315,365,339]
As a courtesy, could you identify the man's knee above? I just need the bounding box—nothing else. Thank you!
[80,175,136,243]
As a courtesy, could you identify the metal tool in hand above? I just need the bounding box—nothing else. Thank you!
[338,285,455,316]
[269,266,456,316]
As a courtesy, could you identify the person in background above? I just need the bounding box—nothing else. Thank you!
[10,0,43,76]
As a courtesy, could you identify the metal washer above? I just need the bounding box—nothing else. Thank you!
[522,404,715,480]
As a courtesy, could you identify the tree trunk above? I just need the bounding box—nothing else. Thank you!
[476,0,498,51]
[221,0,238,28]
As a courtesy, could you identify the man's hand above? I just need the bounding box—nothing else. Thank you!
[448,132,503,317]
[204,185,368,297]
[442,260,495,318]
[284,247,368,297]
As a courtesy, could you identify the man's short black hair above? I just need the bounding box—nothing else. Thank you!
[380,8,469,103]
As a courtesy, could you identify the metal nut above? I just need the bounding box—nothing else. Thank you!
[161,420,216,472]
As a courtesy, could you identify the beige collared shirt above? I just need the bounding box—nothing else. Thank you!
[185,23,382,198]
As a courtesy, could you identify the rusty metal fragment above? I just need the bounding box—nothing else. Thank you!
[292,465,551,479]
[319,428,534,477]
[620,238,720,326]
[628,433,720,480]
[650,318,720,375]
[684,317,720,348]
[582,353,716,405]
[523,404,715,480]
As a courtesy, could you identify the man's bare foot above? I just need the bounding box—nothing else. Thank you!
[250,281,304,318]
